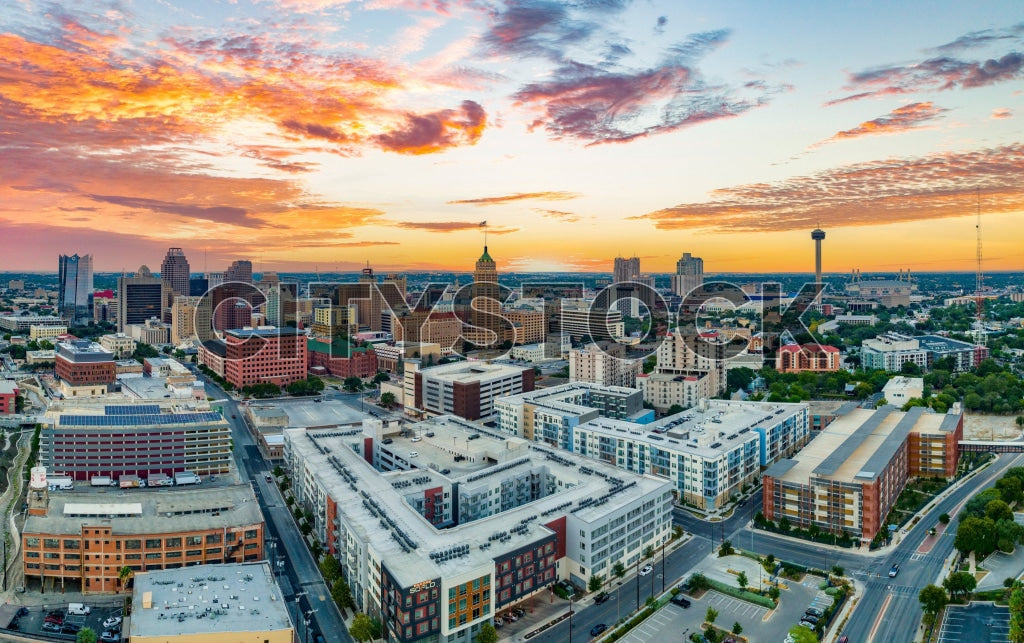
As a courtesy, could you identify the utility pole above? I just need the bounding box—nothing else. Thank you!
[635,558,640,611]
[661,540,666,593]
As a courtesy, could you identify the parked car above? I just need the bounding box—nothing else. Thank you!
[494,617,503,627]
[801,613,819,625]
[590,623,607,636]
[16,607,28,618]
[61,623,82,635]
[411,436,422,442]
[100,631,121,642]
[798,621,815,631]
[639,564,653,576]
[103,615,123,629]
[806,607,824,618]
[837,636,849,643]
[408,451,419,458]
[888,564,900,578]
[594,592,610,605]
[42,622,62,632]
[44,613,64,625]
[513,607,525,617]
[671,595,691,608]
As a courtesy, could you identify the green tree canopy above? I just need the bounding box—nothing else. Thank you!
[478,622,499,643]
[943,571,977,600]
[919,584,947,615]
[349,613,377,642]
[76,628,98,643]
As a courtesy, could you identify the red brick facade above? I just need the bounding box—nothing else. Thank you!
[55,355,115,386]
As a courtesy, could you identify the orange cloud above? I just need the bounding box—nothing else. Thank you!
[448,191,580,205]
[992,107,1014,119]
[637,143,1024,233]
[815,102,948,145]
[394,221,518,234]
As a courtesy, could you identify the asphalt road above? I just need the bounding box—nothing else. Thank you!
[200,375,352,643]
[530,537,713,643]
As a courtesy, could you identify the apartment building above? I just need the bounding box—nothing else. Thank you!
[763,406,962,541]
[776,343,841,373]
[574,400,808,511]
[569,342,642,388]
[22,481,263,594]
[860,333,928,372]
[283,419,673,643]
[29,325,68,341]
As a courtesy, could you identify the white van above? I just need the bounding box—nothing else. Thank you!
[67,603,90,615]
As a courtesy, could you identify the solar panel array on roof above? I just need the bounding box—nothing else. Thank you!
[59,412,222,427]
[105,404,161,415]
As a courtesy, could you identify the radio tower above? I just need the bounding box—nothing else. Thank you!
[975,189,986,345]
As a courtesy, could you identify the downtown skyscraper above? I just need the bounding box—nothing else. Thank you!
[57,253,93,324]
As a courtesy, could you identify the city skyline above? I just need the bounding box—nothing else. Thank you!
[1,2,1023,273]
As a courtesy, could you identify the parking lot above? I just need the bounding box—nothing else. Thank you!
[5,603,123,640]
[611,575,831,643]
[938,603,1011,643]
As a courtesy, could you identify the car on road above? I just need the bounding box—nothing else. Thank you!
[103,616,123,629]
[593,592,610,605]
[639,564,653,576]
[231,414,237,418]
[888,564,900,577]
[590,624,607,636]
[265,474,273,482]
[837,636,849,643]
[805,607,824,618]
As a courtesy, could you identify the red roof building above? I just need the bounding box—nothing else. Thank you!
[775,343,841,373]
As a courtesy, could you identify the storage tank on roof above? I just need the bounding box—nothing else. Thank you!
[30,466,47,491]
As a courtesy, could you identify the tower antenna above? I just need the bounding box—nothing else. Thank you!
[975,188,986,345]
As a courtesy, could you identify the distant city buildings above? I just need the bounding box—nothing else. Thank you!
[671,253,704,297]
[638,332,726,412]
[127,317,171,345]
[569,342,642,388]
[860,332,988,372]
[844,270,915,307]
[776,343,841,373]
[57,253,93,324]
[763,405,962,541]
[0,313,65,333]
[117,266,164,333]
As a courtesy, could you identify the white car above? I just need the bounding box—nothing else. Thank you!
[408,452,419,458]
[411,436,422,442]
[103,616,122,629]
[639,564,653,576]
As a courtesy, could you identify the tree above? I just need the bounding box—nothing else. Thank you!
[736,571,748,591]
[380,392,397,409]
[332,577,355,610]
[117,566,133,592]
[732,622,743,636]
[588,574,604,592]
[996,476,1023,505]
[76,628,98,643]
[778,516,791,532]
[919,584,947,615]
[613,562,626,578]
[373,372,390,384]
[349,613,376,642]
[133,342,160,360]
[478,622,499,643]
[643,545,654,559]
[320,555,342,585]
[986,499,1014,523]
[690,573,710,591]
[719,540,734,557]
[666,404,684,416]
[939,513,951,525]
[705,606,718,625]
[272,465,284,477]
[1009,583,1024,643]
[343,376,364,392]
[768,586,781,602]
[955,516,997,556]
[943,571,977,600]
[765,554,776,568]
[831,565,844,577]
[300,521,313,536]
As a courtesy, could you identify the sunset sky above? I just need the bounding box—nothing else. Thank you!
[1,1,1022,274]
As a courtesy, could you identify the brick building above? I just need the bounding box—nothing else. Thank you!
[307,338,378,378]
[54,340,116,397]
[201,327,308,389]
[776,343,841,373]
[0,381,18,415]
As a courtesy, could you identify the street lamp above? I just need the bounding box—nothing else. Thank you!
[567,595,573,643]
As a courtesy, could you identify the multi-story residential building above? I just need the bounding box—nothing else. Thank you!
[0,381,18,415]
[574,399,808,510]
[312,304,359,339]
[97,331,136,356]
[763,405,962,542]
[411,362,535,421]
[40,401,232,479]
[509,335,570,363]
[671,253,704,298]
[170,295,203,345]
[29,324,68,341]
[917,334,989,372]
[0,314,65,333]
[569,342,642,388]
[307,337,379,378]
[373,342,440,373]
[54,339,116,397]
[127,318,171,345]
[203,327,308,389]
[283,418,673,643]
[392,310,462,354]
[776,343,841,373]
[117,267,164,333]
[860,332,929,372]
[130,562,292,643]
[636,370,718,413]
[58,253,94,323]
[495,382,649,448]
[22,478,263,593]
[504,309,546,345]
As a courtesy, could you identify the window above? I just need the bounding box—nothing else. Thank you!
[206,534,221,544]
[145,553,162,560]
[125,540,141,550]
[125,554,141,561]
[186,536,202,546]
[166,537,182,548]
[145,539,162,549]
[44,538,59,548]
[25,538,39,548]
[63,540,80,549]
[186,549,202,557]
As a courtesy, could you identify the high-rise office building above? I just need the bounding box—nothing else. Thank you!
[160,248,190,297]
[612,256,640,283]
[225,260,253,284]
[671,253,704,297]
[58,253,94,323]
[117,266,164,332]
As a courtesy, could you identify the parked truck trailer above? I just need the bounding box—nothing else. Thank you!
[148,473,172,487]
[119,475,144,489]
[174,471,201,486]
[90,476,113,487]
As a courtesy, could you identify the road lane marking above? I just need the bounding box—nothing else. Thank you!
[866,593,893,643]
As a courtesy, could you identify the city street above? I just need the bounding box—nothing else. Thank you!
[202,376,352,643]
